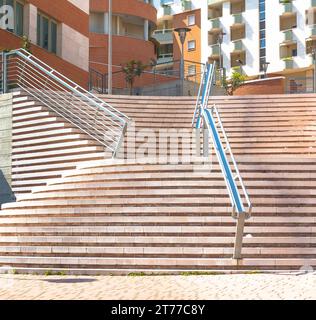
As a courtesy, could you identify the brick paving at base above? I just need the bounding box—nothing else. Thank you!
[0,274,315,300]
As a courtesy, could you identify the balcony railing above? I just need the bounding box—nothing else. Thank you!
[233,13,243,25]
[283,58,294,69]
[233,39,244,51]
[282,29,294,42]
[210,44,220,56]
[160,0,174,5]
[162,5,172,15]
[157,53,174,64]
[282,2,293,14]
[152,29,173,43]
[182,0,192,11]
[210,18,220,29]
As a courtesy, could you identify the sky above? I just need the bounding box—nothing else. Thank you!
[154,0,160,9]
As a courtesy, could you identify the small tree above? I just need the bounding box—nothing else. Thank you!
[21,36,32,53]
[122,60,147,95]
[223,71,246,96]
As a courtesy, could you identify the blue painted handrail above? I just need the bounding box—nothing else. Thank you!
[193,63,251,216]
[192,63,216,129]
[203,108,245,214]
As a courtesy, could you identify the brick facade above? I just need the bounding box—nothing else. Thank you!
[234,77,286,95]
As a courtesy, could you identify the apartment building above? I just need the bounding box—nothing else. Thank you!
[203,0,316,89]
[89,0,157,75]
[0,0,90,87]
[153,0,201,66]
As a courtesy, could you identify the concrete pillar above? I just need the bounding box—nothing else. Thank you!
[144,19,149,41]
[200,0,209,64]
[104,12,109,34]
[23,4,37,44]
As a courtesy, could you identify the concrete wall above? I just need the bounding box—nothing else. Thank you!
[59,24,89,72]
[0,93,15,206]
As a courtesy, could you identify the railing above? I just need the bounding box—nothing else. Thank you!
[1,49,130,157]
[192,63,215,129]
[89,59,205,96]
[89,68,107,94]
[192,62,252,259]
[285,76,315,94]
[152,31,173,43]
[0,51,4,94]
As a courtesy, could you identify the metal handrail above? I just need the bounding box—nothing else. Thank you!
[192,62,216,128]
[192,61,252,259]
[13,49,130,122]
[208,105,252,216]
[2,49,130,156]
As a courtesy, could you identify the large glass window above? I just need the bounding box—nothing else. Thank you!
[0,0,24,36]
[37,12,57,54]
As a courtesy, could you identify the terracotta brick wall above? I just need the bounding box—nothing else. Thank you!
[234,77,286,95]
[91,0,157,24]
[28,0,89,36]
[0,30,89,88]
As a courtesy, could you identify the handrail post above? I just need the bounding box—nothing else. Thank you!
[1,52,7,94]
[233,212,246,259]
[203,127,209,157]
[112,121,128,158]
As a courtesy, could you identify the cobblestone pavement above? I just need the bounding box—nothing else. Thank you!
[0,273,315,300]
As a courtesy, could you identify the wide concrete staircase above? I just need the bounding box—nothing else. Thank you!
[1,93,316,274]
[11,92,109,196]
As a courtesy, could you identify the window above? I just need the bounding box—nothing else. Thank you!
[188,14,195,26]
[37,12,57,54]
[0,0,24,36]
[259,0,266,71]
[188,40,196,51]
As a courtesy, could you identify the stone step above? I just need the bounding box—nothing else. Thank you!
[11,153,105,169]
[0,256,315,270]
[4,204,313,216]
[14,188,316,202]
[0,246,315,258]
[12,134,91,147]
[13,105,46,116]
[0,225,314,235]
[12,122,72,134]
[0,215,314,225]
[12,146,105,160]
[13,111,53,122]
[12,139,99,155]
[12,116,62,128]
[0,235,314,246]
[12,128,81,141]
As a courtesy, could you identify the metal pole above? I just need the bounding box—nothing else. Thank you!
[181,42,184,96]
[233,212,246,259]
[313,49,316,93]
[181,42,184,80]
[108,0,113,95]
[2,52,7,94]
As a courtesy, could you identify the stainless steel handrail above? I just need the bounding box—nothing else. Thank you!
[192,62,216,128]
[13,49,130,123]
[212,105,252,216]
[2,49,130,156]
[193,61,252,259]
